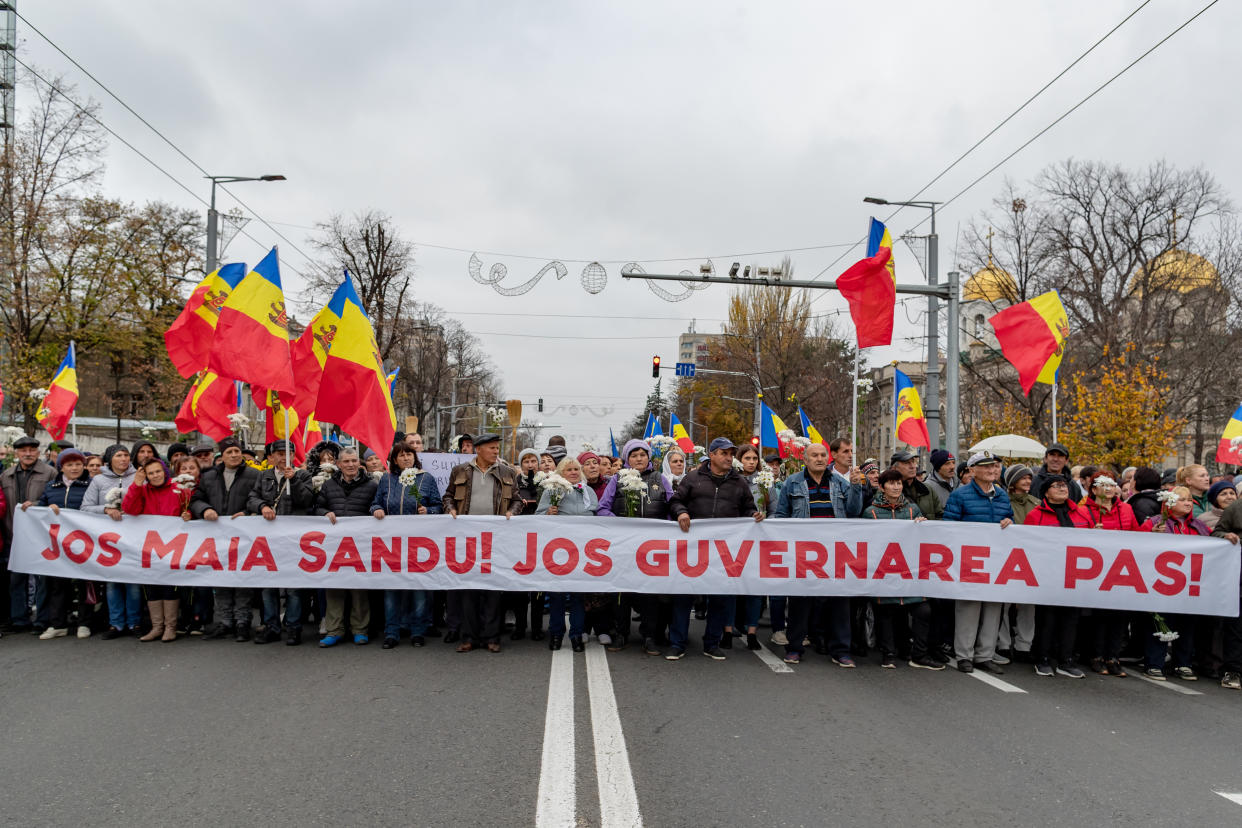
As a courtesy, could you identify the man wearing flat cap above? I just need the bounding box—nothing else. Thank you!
[442,433,518,653]
[1,436,55,630]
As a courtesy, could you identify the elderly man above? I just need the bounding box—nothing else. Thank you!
[247,440,316,645]
[944,450,1014,674]
[190,442,216,471]
[404,432,425,453]
[666,437,763,661]
[1,436,55,631]
[442,434,519,653]
[315,446,379,647]
[191,437,262,641]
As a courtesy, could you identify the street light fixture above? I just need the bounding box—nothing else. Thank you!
[205,174,287,272]
[863,195,945,450]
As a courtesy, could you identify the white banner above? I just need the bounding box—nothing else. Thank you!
[11,507,1239,614]
[417,452,474,497]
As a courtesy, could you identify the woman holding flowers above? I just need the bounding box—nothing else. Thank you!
[121,457,185,642]
[536,457,598,652]
[371,442,442,649]
[1081,471,1139,677]
[1139,486,1208,680]
[82,444,141,639]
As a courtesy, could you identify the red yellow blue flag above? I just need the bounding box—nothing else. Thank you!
[837,219,897,348]
[669,412,694,452]
[208,248,295,393]
[1215,402,1242,465]
[988,290,1069,395]
[893,368,931,450]
[759,399,793,456]
[866,217,895,281]
[164,262,247,377]
[37,343,79,440]
[797,406,831,459]
[174,370,237,441]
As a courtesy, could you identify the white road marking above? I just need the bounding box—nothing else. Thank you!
[1130,671,1204,695]
[535,648,575,828]
[966,670,1029,694]
[752,642,795,673]
[1214,791,1242,806]
[585,645,644,828]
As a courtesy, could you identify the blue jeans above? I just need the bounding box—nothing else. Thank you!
[547,593,585,639]
[107,582,143,630]
[670,594,730,650]
[383,589,430,639]
[261,588,304,632]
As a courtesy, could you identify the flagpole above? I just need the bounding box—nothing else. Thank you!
[1052,381,1058,444]
[278,248,292,494]
[851,347,860,451]
[891,361,898,455]
[70,341,78,445]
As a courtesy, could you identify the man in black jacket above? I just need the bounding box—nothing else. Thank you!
[315,447,379,647]
[666,437,763,661]
[190,437,262,640]
[247,440,316,645]
[1032,443,1083,503]
[1128,467,1163,525]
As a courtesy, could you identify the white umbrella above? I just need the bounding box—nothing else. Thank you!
[968,434,1047,459]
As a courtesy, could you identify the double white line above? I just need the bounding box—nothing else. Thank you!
[536,647,643,827]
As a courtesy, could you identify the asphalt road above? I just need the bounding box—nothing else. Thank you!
[3,618,1242,827]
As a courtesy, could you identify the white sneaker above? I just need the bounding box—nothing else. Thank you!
[597,633,612,646]
[771,630,789,646]
[318,622,327,635]
[76,626,92,639]
[39,627,68,640]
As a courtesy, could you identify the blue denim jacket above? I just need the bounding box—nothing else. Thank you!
[772,468,865,519]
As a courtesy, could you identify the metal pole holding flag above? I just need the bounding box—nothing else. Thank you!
[1052,381,1059,444]
[69,341,78,445]
[851,349,860,451]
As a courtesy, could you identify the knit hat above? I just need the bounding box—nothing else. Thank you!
[860,459,880,476]
[1208,479,1235,507]
[1004,464,1033,490]
[956,461,970,479]
[930,449,954,470]
[55,449,86,470]
[1038,473,1070,499]
[166,442,190,462]
[101,444,129,468]
[545,445,567,462]
[518,448,541,465]
[216,436,242,452]
[577,451,601,465]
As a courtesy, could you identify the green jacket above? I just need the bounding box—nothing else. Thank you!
[1009,490,1040,525]
[903,477,942,521]
[862,492,926,604]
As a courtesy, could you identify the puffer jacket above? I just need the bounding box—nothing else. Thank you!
[122,479,185,517]
[247,468,317,516]
[669,460,758,520]
[861,491,923,521]
[370,470,442,515]
[315,471,379,518]
[81,465,137,514]
[190,463,261,518]
[1081,498,1140,531]
[1023,499,1093,528]
[37,475,91,510]
[943,480,1014,524]
[1128,489,1162,525]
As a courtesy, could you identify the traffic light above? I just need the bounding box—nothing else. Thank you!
[537,398,544,413]
[750,435,760,449]
[652,355,661,378]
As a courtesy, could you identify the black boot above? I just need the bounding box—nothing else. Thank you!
[235,625,251,642]
[549,635,563,651]
[570,637,585,653]
[286,628,302,646]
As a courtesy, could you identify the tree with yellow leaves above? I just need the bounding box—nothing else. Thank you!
[1060,344,1186,469]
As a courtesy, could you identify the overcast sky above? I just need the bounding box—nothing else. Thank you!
[17,0,1241,449]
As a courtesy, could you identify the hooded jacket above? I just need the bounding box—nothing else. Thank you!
[669,459,759,520]
[1127,489,1163,525]
[81,447,137,514]
[597,439,673,518]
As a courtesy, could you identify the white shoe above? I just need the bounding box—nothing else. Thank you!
[39,627,68,640]
[771,630,789,646]
[597,633,612,646]
[318,622,327,635]
[77,626,92,639]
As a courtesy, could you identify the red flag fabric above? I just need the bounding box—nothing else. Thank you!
[207,249,295,393]
[174,372,237,441]
[836,247,895,348]
[164,263,248,377]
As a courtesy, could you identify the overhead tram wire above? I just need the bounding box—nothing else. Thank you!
[16,11,320,273]
[806,0,1161,304]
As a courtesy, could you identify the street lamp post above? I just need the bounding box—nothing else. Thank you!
[863,197,944,451]
[205,174,286,272]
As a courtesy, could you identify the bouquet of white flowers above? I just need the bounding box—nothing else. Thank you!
[533,470,549,488]
[312,462,338,492]
[540,472,573,506]
[141,426,156,439]
[399,467,420,491]
[104,486,124,510]
[617,467,646,517]
[28,388,49,401]
[732,457,745,472]
[1152,613,1179,643]
[647,435,676,464]
[227,412,251,433]
[172,473,197,488]
[3,426,26,445]
[754,467,776,512]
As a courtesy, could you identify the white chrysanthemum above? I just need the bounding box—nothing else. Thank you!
[618,468,646,492]
[227,412,251,430]
[755,469,775,489]
[580,442,598,453]
[104,487,124,509]
[539,473,572,494]
[399,467,420,487]
[778,429,795,441]
[28,388,49,400]
[732,458,744,471]
[857,378,874,394]
[172,474,196,487]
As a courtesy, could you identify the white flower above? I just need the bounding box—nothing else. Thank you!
[1154,631,1180,643]
[755,469,775,489]
[227,412,251,430]
[792,436,811,449]
[533,471,549,487]
[617,468,646,493]
[398,467,420,488]
[1232,436,1242,451]
[140,426,156,439]
[3,426,27,445]
[172,473,197,487]
[1156,490,1181,505]
[319,462,338,476]
[104,487,124,509]
[540,473,572,495]
[370,470,384,482]
[778,429,795,442]
[857,378,874,394]
[692,445,705,455]
[580,442,598,453]
[28,388,49,400]
[732,458,744,471]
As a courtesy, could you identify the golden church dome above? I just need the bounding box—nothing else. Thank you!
[1130,249,1220,296]
[964,265,1017,303]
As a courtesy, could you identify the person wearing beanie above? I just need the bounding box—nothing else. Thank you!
[80,444,142,638]
[21,449,92,639]
[579,451,610,501]
[1201,479,1239,531]
[993,463,1039,664]
[166,442,190,470]
[122,457,186,642]
[1023,474,1092,679]
[1127,467,1164,524]
[1004,465,1040,524]
[1080,470,1141,678]
[926,449,957,510]
[505,448,545,643]
[130,440,157,469]
[190,437,262,641]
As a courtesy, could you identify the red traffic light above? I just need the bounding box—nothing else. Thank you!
[652,355,661,378]
[750,435,760,447]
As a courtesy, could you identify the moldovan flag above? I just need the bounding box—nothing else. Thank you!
[208,248,295,393]
[291,275,351,418]
[797,406,831,457]
[174,371,236,441]
[313,276,396,454]
[989,290,1069,395]
[37,343,78,441]
[893,368,931,450]
[836,220,896,347]
[164,262,247,377]
[669,412,694,452]
[1215,402,1242,465]
[759,399,793,455]
[643,413,663,439]
[259,389,319,465]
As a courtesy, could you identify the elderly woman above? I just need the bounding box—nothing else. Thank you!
[507,448,545,642]
[726,443,765,651]
[1139,486,1210,681]
[1024,474,1093,678]
[537,457,598,652]
[24,449,93,639]
[661,448,687,489]
[1200,480,1238,531]
[580,451,611,501]
[1081,470,1140,677]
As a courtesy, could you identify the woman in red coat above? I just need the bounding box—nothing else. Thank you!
[122,458,184,642]
[1024,474,1091,678]
[1080,471,1140,676]
[1138,486,1207,680]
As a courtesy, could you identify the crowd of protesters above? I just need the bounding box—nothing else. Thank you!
[3,430,1242,690]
